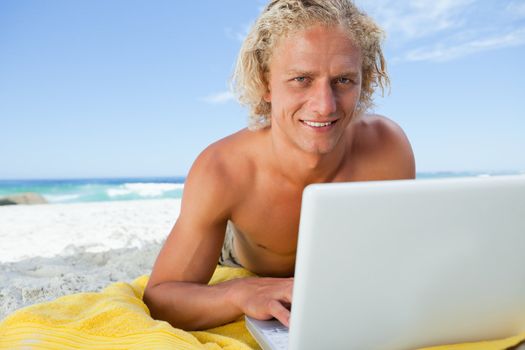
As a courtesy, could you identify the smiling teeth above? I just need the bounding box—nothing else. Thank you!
[303,121,334,127]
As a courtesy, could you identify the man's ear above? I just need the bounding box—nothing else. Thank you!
[263,73,271,102]
[263,89,271,102]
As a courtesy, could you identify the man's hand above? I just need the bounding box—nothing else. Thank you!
[228,277,294,327]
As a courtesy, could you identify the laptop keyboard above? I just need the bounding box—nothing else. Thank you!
[260,323,289,349]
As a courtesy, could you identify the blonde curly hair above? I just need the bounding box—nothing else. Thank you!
[232,0,389,130]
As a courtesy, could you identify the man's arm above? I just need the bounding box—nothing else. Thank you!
[143,144,293,330]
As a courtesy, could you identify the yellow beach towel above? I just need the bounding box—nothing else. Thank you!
[1,265,524,350]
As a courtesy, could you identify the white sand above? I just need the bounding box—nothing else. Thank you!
[0,199,181,320]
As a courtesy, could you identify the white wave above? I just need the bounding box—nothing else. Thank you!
[107,183,184,198]
[44,194,81,202]
[106,188,132,197]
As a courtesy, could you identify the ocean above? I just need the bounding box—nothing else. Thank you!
[0,172,521,204]
[0,177,185,204]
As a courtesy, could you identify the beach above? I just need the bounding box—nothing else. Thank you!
[0,199,180,320]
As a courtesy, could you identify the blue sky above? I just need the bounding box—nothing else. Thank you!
[1,0,524,179]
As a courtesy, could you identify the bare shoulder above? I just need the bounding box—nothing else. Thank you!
[350,114,416,180]
[145,129,258,286]
[190,129,256,187]
[180,129,257,220]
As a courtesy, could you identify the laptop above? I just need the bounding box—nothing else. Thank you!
[245,175,525,350]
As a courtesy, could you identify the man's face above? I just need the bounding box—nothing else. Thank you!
[265,24,362,155]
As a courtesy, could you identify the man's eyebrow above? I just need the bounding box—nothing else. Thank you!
[336,71,360,78]
[285,69,317,76]
[285,69,360,78]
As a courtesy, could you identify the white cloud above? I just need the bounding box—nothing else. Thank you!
[362,0,474,41]
[202,91,235,104]
[506,1,525,18]
[225,22,253,42]
[402,27,525,62]
[358,0,525,63]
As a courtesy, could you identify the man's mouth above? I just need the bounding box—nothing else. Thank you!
[300,120,338,128]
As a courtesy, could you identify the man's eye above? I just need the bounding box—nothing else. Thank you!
[336,77,352,84]
[294,76,308,83]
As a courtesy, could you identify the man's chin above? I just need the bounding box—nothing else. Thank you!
[300,142,338,155]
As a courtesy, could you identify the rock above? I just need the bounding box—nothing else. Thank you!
[0,192,48,206]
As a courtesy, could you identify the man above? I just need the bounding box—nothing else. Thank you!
[143,0,415,331]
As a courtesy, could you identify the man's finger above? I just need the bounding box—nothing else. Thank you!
[279,280,293,303]
[268,299,290,327]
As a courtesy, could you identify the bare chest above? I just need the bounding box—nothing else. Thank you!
[232,183,303,256]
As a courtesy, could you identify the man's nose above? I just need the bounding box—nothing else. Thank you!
[310,82,337,118]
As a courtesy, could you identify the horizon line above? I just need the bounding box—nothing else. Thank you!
[0,170,523,182]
